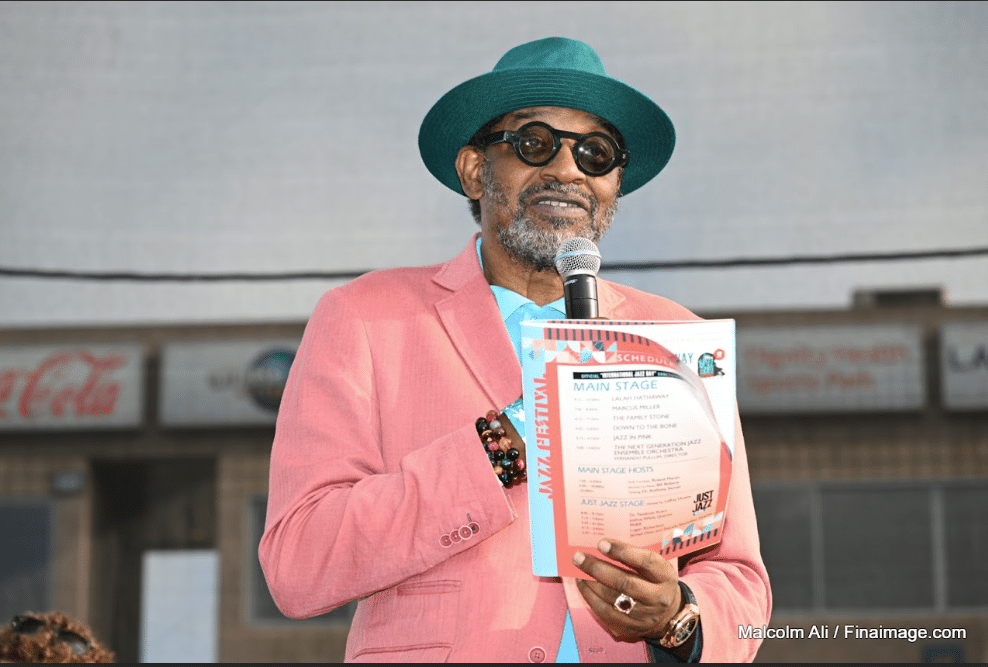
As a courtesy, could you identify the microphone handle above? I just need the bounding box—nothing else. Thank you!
[563,274,599,319]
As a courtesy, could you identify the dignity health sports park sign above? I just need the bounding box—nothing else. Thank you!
[0,344,145,430]
[736,325,925,414]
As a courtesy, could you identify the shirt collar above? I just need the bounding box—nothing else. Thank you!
[476,236,565,323]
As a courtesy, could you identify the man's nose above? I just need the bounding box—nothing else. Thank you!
[539,141,584,184]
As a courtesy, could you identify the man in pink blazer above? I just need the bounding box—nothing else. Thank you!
[260,37,771,662]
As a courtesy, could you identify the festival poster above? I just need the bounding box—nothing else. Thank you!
[521,319,736,579]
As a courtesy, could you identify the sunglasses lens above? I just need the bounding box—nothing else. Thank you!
[498,123,623,175]
[516,125,556,165]
[576,135,618,175]
[10,616,90,656]
[12,616,44,634]
[58,630,90,656]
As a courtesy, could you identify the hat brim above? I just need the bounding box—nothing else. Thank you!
[419,67,675,196]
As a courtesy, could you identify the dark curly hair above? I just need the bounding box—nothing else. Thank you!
[0,611,116,663]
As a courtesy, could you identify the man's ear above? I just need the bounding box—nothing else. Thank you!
[455,145,485,201]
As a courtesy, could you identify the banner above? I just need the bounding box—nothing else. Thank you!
[941,321,988,410]
[159,340,298,426]
[736,325,924,413]
[0,344,144,430]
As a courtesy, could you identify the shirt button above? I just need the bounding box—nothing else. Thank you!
[528,647,546,663]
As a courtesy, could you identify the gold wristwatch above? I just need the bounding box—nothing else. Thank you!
[658,583,700,648]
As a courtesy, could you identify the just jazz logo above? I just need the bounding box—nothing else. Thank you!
[693,490,714,514]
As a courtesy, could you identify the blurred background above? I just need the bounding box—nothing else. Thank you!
[0,1,985,662]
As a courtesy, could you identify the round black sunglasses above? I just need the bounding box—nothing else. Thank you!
[479,121,629,177]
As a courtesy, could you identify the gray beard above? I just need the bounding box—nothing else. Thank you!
[483,162,618,272]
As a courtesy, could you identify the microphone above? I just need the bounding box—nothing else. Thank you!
[554,237,601,319]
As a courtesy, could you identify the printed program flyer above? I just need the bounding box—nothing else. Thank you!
[521,319,736,579]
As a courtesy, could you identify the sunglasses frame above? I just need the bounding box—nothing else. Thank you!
[479,121,629,177]
[10,615,92,657]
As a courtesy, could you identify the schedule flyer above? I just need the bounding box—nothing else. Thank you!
[520,319,736,579]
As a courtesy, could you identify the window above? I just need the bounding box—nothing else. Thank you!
[820,485,932,609]
[0,500,53,621]
[750,486,813,610]
[753,479,988,614]
[943,484,988,608]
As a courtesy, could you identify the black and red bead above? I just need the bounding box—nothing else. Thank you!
[477,410,527,488]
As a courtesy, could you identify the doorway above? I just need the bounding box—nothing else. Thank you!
[89,458,216,662]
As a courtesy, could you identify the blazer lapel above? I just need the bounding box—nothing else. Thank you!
[431,236,629,410]
[597,278,626,318]
[433,236,523,410]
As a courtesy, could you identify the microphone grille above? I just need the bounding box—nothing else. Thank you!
[554,237,601,278]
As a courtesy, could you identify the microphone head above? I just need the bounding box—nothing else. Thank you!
[554,237,601,278]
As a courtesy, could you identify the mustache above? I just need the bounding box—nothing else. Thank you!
[519,182,598,220]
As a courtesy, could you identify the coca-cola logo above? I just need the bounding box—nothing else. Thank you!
[0,350,127,421]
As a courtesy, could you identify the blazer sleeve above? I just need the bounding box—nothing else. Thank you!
[678,412,772,662]
[258,287,517,619]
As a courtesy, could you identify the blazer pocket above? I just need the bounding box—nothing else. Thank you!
[351,644,452,663]
[351,579,461,661]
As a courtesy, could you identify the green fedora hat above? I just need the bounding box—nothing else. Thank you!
[418,36,675,197]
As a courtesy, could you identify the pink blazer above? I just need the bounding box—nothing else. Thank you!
[260,235,771,662]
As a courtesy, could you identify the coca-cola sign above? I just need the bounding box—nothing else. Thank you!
[0,344,144,430]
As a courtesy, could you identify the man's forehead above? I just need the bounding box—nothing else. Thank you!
[503,106,612,131]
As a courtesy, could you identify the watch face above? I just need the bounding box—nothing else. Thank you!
[660,603,700,648]
[674,616,699,644]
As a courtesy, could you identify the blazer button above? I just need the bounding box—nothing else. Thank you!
[528,646,546,663]
[439,534,452,548]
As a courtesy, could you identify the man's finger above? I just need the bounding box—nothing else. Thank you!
[573,549,641,598]
[575,580,639,639]
[597,538,676,584]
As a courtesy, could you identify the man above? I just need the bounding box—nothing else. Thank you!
[260,37,770,662]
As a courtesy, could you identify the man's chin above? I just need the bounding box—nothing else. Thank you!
[522,206,593,233]
[498,227,577,272]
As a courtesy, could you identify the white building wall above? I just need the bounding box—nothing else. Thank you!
[0,1,985,327]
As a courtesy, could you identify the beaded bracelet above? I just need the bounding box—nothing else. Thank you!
[476,410,526,487]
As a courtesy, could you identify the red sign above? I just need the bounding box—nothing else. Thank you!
[0,345,144,429]
[737,325,924,413]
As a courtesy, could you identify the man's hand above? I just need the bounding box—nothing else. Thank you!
[496,409,527,467]
[572,538,682,643]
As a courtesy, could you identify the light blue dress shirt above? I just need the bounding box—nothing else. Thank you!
[476,239,581,663]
